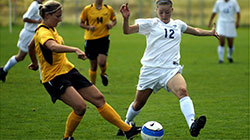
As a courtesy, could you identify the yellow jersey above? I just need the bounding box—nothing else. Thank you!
[80,3,116,40]
[34,24,74,83]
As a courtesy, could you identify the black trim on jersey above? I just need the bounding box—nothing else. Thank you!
[39,42,53,65]
[36,25,54,65]
[35,25,55,32]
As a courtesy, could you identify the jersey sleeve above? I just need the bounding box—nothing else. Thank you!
[23,2,37,19]
[80,6,88,22]
[37,28,55,46]
[176,20,188,33]
[108,5,116,21]
[234,0,240,13]
[212,0,220,13]
[135,19,153,35]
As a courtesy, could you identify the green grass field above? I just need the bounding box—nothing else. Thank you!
[0,24,249,140]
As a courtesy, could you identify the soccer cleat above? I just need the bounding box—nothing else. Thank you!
[218,60,224,64]
[0,67,7,82]
[116,128,124,136]
[228,57,234,63]
[124,123,141,139]
[101,73,108,86]
[190,115,206,137]
[62,137,74,140]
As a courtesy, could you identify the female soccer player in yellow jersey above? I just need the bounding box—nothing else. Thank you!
[80,0,117,86]
[28,1,140,139]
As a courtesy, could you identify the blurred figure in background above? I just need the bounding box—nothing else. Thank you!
[208,0,240,63]
[80,0,117,86]
[0,0,44,82]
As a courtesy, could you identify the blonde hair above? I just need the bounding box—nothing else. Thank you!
[39,0,62,18]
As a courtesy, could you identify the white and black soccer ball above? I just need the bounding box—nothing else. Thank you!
[141,121,164,140]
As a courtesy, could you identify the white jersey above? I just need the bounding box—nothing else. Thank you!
[135,18,187,68]
[23,1,41,32]
[213,0,240,22]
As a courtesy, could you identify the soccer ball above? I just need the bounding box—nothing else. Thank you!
[141,121,164,140]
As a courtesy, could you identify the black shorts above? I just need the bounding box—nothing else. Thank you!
[85,36,110,60]
[43,68,92,103]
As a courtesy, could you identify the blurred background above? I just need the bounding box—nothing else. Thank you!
[0,0,249,27]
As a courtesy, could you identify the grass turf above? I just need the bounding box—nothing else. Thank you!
[0,24,249,140]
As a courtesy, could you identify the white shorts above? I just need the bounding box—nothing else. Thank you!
[17,29,35,52]
[137,65,183,93]
[216,21,237,38]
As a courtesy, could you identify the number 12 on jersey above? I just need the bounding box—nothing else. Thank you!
[164,28,175,39]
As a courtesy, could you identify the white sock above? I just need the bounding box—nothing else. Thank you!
[125,102,141,124]
[227,47,234,58]
[217,46,225,61]
[3,56,17,72]
[180,96,195,128]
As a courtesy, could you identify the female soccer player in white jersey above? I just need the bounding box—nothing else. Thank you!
[118,0,220,137]
[208,0,240,63]
[0,0,44,82]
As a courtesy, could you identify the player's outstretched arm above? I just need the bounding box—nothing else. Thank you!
[184,23,220,40]
[120,3,139,34]
[45,40,87,60]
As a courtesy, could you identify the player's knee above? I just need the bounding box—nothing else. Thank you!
[177,87,188,99]
[90,67,97,72]
[74,103,86,116]
[133,101,144,111]
[15,55,25,62]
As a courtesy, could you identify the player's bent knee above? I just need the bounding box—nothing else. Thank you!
[74,103,86,116]
[177,87,188,98]
[133,101,144,111]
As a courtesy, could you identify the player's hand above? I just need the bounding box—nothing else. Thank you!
[75,48,87,60]
[88,26,95,31]
[211,23,220,40]
[106,24,113,29]
[28,63,39,71]
[120,3,130,19]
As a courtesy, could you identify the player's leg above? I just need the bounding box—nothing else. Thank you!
[167,73,195,127]
[218,36,225,63]
[78,86,141,138]
[98,54,108,86]
[167,73,206,137]
[227,37,234,63]
[89,59,98,85]
[0,49,27,82]
[98,36,110,86]
[85,40,98,85]
[60,86,86,139]
[125,89,153,124]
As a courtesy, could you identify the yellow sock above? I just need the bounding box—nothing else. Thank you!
[100,63,108,75]
[97,103,132,132]
[64,111,83,138]
[89,69,97,85]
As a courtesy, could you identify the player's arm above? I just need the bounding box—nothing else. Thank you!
[236,12,240,28]
[120,3,139,34]
[208,13,216,28]
[184,23,220,40]
[80,20,95,31]
[28,38,39,71]
[45,40,87,60]
[106,19,117,30]
[23,18,41,24]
